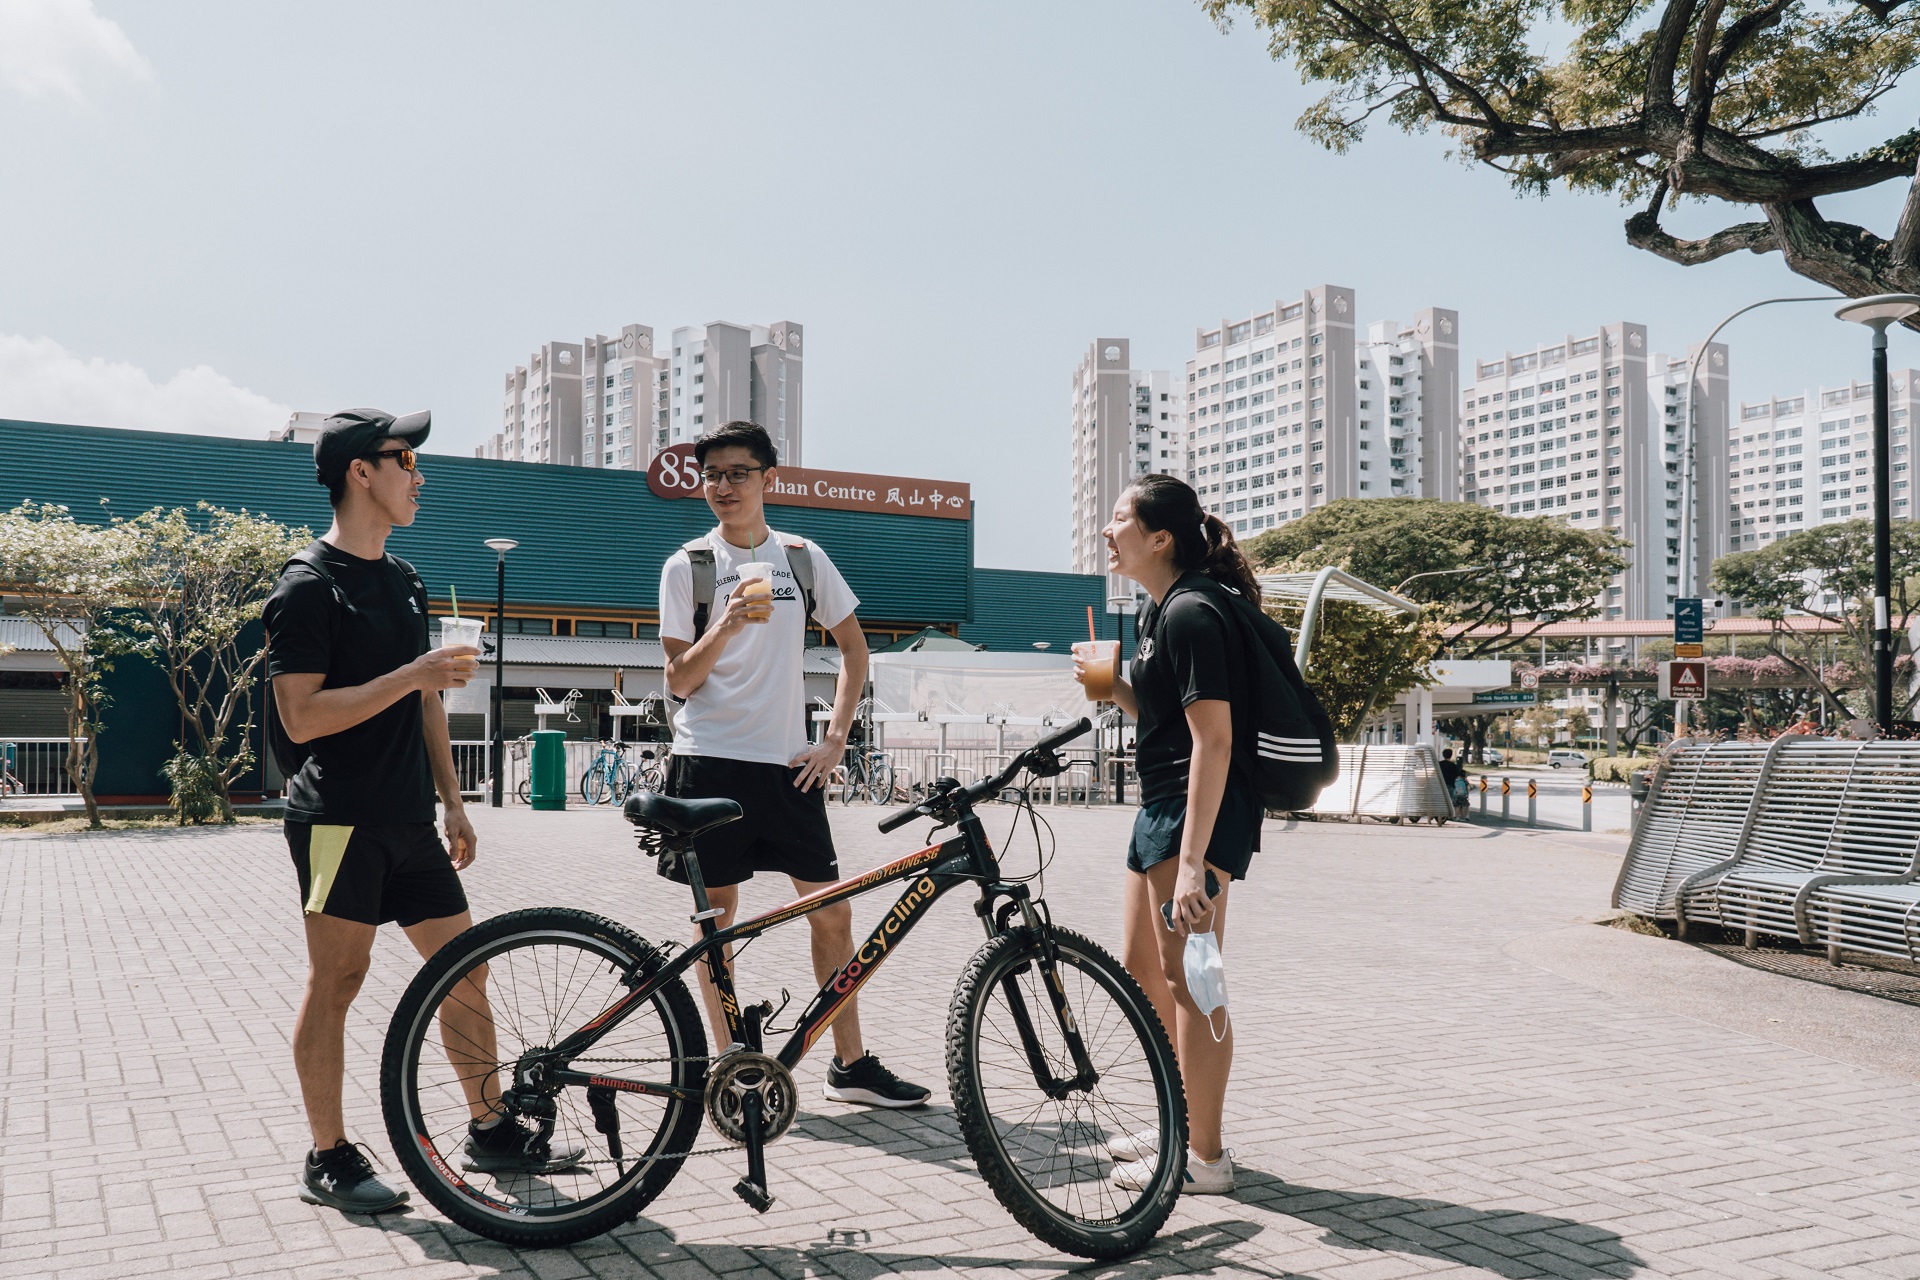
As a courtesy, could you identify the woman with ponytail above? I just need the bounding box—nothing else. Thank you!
[1073,473,1262,1196]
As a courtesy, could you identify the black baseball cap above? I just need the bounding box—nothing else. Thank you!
[314,408,431,486]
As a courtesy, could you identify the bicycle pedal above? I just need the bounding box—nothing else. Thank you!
[733,1178,774,1213]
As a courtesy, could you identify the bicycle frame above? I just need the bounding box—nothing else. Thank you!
[541,801,1093,1101]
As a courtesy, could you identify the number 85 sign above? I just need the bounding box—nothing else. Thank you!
[646,444,704,499]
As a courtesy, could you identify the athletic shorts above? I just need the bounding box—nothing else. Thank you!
[663,754,838,888]
[286,821,469,927]
[1126,780,1262,881]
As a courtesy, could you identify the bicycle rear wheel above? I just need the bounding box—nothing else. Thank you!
[863,758,894,806]
[381,908,707,1248]
[947,925,1184,1259]
[582,765,610,805]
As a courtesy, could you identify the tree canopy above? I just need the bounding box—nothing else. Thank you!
[1246,498,1630,658]
[1205,0,1920,298]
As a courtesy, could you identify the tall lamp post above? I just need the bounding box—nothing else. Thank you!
[1835,294,1920,732]
[484,537,519,807]
[1107,592,1134,804]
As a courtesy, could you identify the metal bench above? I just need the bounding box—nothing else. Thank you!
[1611,740,1772,921]
[1310,744,1452,823]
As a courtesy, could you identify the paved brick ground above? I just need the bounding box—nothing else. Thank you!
[6,803,1920,1279]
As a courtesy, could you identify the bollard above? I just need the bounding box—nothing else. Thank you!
[1582,783,1593,832]
[1527,779,1538,827]
[1501,776,1511,821]
[1478,775,1488,815]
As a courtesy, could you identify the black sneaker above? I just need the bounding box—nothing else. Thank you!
[299,1140,409,1214]
[823,1054,932,1109]
[461,1115,587,1174]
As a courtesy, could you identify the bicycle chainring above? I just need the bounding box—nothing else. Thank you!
[703,1050,797,1146]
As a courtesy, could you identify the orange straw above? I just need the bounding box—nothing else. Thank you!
[1087,605,1097,643]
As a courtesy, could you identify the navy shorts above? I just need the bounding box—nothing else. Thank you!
[663,754,839,888]
[286,821,468,927]
[1126,781,1262,881]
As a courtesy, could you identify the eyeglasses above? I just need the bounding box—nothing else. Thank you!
[365,447,417,471]
[700,465,766,486]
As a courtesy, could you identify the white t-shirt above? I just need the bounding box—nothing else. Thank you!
[659,528,858,766]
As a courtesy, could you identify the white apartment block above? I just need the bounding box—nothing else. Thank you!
[1460,323,1729,620]
[1730,371,1920,548]
[482,319,802,470]
[1068,340,1186,575]
[1183,286,1458,537]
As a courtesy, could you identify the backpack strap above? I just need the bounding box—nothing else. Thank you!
[780,538,818,624]
[684,539,718,642]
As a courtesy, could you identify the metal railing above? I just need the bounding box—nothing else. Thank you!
[0,738,87,798]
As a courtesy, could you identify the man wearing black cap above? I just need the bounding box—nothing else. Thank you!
[264,409,577,1215]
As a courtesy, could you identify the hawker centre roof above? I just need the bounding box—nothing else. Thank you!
[2,418,1130,655]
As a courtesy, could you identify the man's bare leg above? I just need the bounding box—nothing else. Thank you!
[789,877,864,1062]
[690,884,741,1048]
[294,913,378,1150]
[402,911,497,1122]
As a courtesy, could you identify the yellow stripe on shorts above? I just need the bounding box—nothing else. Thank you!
[304,825,355,916]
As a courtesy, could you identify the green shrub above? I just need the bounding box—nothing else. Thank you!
[160,751,226,825]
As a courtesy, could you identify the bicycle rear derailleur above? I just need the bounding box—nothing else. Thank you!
[704,1049,796,1213]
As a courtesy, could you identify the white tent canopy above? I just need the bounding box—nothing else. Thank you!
[867,652,1095,750]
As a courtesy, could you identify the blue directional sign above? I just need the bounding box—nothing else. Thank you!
[1674,597,1703,647]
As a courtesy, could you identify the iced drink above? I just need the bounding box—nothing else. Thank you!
[438,617,487,714]
[1073,640,1121,702]
[737,561,775,623]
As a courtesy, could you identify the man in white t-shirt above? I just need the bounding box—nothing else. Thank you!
[659,420,930,1109]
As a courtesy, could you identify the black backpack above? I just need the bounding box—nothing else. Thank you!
[264,543,430,780]
[1158,577,1339,812]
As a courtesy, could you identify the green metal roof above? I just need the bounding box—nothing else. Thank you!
[960,568,1138,659]
[7,418,972,624]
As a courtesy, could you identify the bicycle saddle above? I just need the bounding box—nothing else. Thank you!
[622,791,742,837]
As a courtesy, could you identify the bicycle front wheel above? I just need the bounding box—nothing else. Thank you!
[947,925,1185,1260]
[381,908,707,1248]
[582,766,609,805]
[864,759,894,806]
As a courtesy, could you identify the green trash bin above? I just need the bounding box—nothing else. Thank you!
[530,729,567,811]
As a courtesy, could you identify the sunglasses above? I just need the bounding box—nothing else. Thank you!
[365,447,417,471]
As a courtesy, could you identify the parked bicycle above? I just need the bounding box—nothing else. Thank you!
[580,741,640,806]
[380,718,1184,1258]
[837,744,894,806]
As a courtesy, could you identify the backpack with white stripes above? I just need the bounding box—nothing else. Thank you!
[1159,576,1338,812]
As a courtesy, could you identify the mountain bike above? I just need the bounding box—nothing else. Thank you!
[580,741,639,805]
[380,718,1185,1258]
[837,745,894,806]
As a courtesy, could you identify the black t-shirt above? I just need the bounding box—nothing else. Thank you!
[262,541,436,826]
[1131,574,1239,805]
[1438,758,1464,788]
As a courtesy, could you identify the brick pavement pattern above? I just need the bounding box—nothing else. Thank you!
[5,804,1920,1279]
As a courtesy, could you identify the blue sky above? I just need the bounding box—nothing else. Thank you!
[2,1,1915,570]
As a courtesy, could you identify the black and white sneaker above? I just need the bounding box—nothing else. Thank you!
[461,1115,587,1174]
[299,1140,409,1214]
[823,1054,932,1109]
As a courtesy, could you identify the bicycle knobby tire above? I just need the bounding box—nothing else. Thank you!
[380,908,706,1247]
[946,925,1185,1259]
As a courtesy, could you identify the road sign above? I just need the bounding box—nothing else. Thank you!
[1474,691,1536,705]
[1674,597,1704,647]
[1660,659,1708,700]
[1674,642,1704,659]
[1520,670,1540,689]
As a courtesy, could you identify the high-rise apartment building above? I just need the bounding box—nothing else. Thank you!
[1182,286,1458,537]
[666,321,804,463]
[482,319,802,470]
[1068,340,1185,575]
[1730,371,1920,548]
[1460,323,1729,618]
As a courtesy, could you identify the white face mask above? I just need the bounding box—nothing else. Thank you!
[1183,928,1230,1042]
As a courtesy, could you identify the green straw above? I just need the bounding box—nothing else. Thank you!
[450,585,459,619]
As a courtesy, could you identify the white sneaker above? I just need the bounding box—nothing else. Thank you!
[1111,1148,1235,1196]
[1106,1129,1159,1163]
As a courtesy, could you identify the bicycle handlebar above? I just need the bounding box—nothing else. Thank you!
[876,717,1093,834]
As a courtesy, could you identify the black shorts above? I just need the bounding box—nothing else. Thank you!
[663,754,838,889]
[286,821,469,927]
[1126,780,1262,881]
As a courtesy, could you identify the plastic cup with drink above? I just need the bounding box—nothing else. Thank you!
[736,562,776,623]
[438,615,487,714]
[1073,604,1121,702]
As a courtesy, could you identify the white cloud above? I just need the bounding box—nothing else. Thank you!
[0,0,154,103]
[0,334,291,439]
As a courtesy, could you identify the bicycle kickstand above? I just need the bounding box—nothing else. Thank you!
[733,1093,774,1213]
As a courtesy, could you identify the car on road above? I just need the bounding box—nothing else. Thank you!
[1547,749,1589,770]
[1480,748,1505,766]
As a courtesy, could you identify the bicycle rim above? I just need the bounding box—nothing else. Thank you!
[584,769,608,805]
[866,761,893,806]
[388,919,703,1230]
[950,927,1184,1256]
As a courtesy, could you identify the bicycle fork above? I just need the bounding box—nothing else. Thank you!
[993,894,1100,1097]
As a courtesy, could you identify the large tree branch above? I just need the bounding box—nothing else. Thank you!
[1890,160,1920,268]
[1683,0,1730,149]
[1644,0,1700,112]
[1625,181,1777,264]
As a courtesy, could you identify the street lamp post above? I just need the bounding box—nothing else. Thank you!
[1835,294,1920,732]
[1107,592,1133,803]
[484,537,519,807]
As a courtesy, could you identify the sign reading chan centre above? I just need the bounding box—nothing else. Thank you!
[646,443,970,520]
